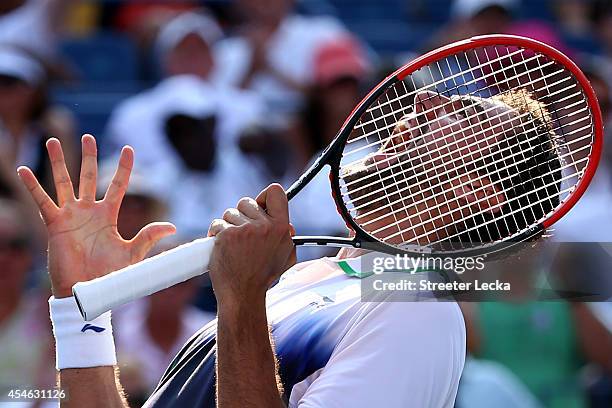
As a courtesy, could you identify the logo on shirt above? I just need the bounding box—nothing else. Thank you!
[81,324,106,333]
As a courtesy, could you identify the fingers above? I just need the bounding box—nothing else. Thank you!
[129,222,176,261]
[223,208,251,226]
[46,138,75,206]
[236,197,266,219]
[78,135,98,202]
[255,183,289,223]
[17,166,59,224]
[104,146,134,211]
[208,218,233,237]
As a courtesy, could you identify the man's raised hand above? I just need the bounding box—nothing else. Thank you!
[17,135,176,298]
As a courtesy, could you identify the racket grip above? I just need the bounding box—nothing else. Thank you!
[72,237,215,321]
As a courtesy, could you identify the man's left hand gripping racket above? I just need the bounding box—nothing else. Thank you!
[74,35,603,320]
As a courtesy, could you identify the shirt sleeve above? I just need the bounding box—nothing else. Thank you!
[293,301,466,408]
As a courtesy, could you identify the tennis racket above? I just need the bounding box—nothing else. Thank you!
[73,34,603,320]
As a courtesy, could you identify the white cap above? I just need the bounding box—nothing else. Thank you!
[0,47,45,85]
[156,12,223,59]
[453,0,518,18]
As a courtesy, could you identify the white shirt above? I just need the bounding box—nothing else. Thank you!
[276,257,466,407]
[104,75,268,237]
[155,148,265,238]
[105,75,265,169]
[145,254,466,407]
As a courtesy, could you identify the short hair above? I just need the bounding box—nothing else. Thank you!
[452,89,562,246]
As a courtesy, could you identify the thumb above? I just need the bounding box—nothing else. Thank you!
[129,222,177,261]
[256,183,289,223]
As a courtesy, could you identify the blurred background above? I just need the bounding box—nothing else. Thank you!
[0,0,611,407]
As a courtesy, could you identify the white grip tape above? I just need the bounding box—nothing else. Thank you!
[72,237,215,321]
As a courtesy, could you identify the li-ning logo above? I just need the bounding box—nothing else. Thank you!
[81,324,106,333]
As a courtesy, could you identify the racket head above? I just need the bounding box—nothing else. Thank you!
[321,34,603,257]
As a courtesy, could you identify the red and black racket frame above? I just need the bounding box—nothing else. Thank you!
[286,35,604,259]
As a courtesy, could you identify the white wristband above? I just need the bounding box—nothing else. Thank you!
[49,296,117,370]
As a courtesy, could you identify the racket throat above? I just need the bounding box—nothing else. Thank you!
[292,236,360,248]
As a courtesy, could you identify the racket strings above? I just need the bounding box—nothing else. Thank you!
[339,45,594,249]
[341,101,589,205]
[352,47,529,128]
[342,69,579,179]
[355,135,589,237]
[344,62,578,159]
[350,112,566,226]
[367,153,586,243]
[351,126,567,239]
[349,50,557,141]
[354,54,581,158]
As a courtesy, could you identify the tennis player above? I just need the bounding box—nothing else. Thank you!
[17,90,560,407]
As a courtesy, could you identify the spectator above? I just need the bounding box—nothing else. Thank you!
[105,11,265,164]
[461,245,612,408]
[0,199,54,397]
[155,11,222,81]
[105,12,268,237]
[287,36,371,242]
[552,0,601,54]
[591,0,612,57]
[465,301,588,407]
[584,300,612,408]
[453,0,517,34]
[213,0,348,118]
[155,82,264,237]
[457,357,544,408]
[0,0,74,60]
[106,75,265,237]
[0,46,77,239]
[553,65,612,242]
[94,168,214,406]
[105,11,221,165]
[115,278,214,407]
[427,0,519,50]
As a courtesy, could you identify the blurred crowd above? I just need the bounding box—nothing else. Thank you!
[0,1,611,407]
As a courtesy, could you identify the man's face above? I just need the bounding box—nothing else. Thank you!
[166,33,214,79]
[344,91,521,245]
[0,75,35,119]
[165,114,217,172]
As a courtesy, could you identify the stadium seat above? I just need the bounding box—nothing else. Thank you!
[60,31,139,82]
[52,83,143,141]
[345,19,436,54]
